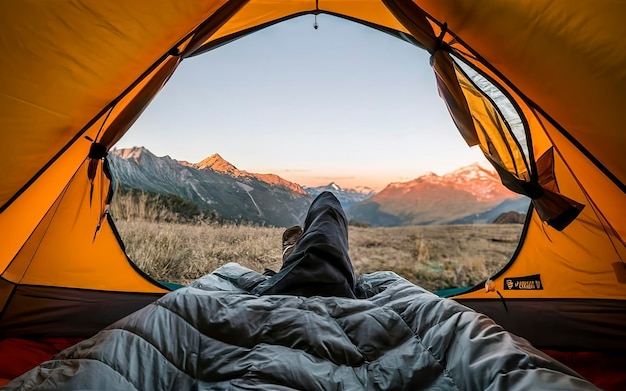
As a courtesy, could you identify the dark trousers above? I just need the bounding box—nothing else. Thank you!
[253,191,356,299]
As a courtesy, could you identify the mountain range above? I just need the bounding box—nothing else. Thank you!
[349,164,529,226]
[109,147,313,227]
[109,147,529,227]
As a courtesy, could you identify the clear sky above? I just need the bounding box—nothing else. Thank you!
[115,14,487,192]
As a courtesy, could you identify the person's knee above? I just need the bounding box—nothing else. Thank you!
[309,193,345,218]
[313,191,342,208]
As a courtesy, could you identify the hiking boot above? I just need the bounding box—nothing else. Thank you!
[282,225,302,262]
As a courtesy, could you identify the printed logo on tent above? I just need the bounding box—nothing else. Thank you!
[503,274,543,290]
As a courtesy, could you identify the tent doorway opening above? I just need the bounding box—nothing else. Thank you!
[110,15,529,293]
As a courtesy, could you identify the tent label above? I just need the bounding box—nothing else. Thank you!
[503,274,543,290]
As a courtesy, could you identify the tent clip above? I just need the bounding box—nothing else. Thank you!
[433,22,448,53]
[429,23,449,65]
[486,279,509,314]
[88,142,107,160]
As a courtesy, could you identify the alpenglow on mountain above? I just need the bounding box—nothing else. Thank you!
[348,164,529,226]
[109,147,313,227]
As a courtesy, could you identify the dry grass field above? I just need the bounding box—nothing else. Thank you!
[114,219,523,292]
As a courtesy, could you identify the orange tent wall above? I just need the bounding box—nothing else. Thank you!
[0,0,624,349]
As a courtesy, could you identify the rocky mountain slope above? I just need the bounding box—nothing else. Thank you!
[349,164,528,226]
[109,147,313,227]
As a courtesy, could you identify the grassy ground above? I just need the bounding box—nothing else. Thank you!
[114,220,523,292]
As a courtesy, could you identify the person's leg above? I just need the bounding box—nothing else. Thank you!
[253,191,356,298]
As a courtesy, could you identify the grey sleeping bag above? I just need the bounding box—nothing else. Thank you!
[2,263,599,390]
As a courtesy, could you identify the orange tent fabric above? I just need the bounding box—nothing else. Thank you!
[0,0,624,357]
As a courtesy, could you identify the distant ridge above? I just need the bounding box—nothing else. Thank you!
[493,211,527,224]
[303,182,376,210]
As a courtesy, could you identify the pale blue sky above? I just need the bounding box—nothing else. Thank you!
[115,14,487,191]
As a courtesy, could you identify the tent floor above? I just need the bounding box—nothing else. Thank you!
[543,350,626,391]
[0,337,624,389]
[0,337,84,386]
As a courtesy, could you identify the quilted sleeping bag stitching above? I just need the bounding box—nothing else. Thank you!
[1,265,600,390]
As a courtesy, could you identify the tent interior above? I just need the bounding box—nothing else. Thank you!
[1,0,625,389]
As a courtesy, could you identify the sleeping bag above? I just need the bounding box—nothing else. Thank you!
[1,263,600,390]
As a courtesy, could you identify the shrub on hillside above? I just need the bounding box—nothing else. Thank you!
[111,186,224,224]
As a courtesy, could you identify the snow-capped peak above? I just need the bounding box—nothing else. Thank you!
[328,182,341,191]
[446,162,495,180]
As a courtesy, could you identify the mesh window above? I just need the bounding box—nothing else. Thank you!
[451,55,531,178]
